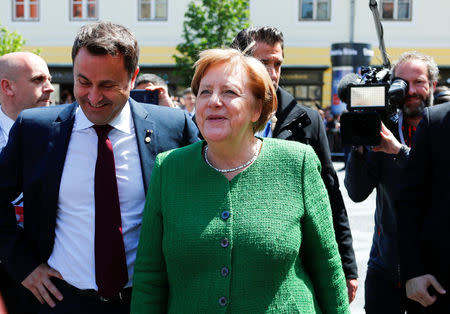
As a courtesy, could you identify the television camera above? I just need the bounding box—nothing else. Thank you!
[338,0,409,146]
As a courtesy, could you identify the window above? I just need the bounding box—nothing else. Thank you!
[281,68,324,107]
[139,0,168,21]
[284,84,322,107]
[299,0,330,21]
[70,0,98,21]
[380,0,411,20]
[13,0,39,21]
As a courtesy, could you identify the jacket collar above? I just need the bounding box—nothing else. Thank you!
[273,87,308,137]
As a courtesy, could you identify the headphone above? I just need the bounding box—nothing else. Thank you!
[434,90,450,105]
[434,90,450,99]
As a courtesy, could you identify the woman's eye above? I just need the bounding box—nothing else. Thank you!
[200,89,211,95]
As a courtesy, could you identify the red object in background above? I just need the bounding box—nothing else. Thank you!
[332,93,341,105]
[15,205,24,225]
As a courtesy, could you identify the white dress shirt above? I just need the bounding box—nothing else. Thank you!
[0,105,15,152]
[48,102,146,290]
[184,108,195,118]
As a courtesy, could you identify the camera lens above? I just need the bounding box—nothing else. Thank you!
[388,78,408,106]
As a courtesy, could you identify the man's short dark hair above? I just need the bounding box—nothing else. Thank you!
[135,73,167,89]
[231,26,284,56]
[71,21,139,80]
[182,87,193,96]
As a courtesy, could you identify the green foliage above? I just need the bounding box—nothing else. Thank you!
[174,0,250,87]
[0,22,26,56]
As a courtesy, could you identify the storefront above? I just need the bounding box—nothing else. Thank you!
[279,66,327,108]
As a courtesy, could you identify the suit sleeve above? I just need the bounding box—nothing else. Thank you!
[312,112,358,279]
[131,153,168,313]
[301,147,350,313]
[0,117,42,283]
[344,149,381,203]
[397,110,432,281]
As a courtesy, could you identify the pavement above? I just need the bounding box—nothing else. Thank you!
[333,161,375,314]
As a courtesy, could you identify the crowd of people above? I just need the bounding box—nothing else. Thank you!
[0,20,449,314]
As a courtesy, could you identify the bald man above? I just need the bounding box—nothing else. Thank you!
[0,51,54,314]
[0,52,54,151]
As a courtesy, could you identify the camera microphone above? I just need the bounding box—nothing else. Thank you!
[337,73,362,104]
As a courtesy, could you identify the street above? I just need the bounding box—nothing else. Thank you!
[333,161,375,314]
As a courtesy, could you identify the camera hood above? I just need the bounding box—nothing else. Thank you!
[340,111,382,146]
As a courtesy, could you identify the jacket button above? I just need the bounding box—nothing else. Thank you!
[218,296,227,306]
[221,210,230,220]
[221,267,229,277]
[220,238,229,248]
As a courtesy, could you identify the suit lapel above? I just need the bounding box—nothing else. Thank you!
[129,99,155,193]
[45,104,77,214]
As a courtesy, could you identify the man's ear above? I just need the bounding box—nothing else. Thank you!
[432,80,437,90]
[130,67,140,89]
[0,79,14,97]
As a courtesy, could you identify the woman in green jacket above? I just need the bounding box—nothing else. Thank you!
[131,48,349,313]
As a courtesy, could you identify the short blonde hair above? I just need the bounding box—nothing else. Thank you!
[191,48,277,132]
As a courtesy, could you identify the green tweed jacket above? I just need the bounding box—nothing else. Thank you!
[131,138,349,313]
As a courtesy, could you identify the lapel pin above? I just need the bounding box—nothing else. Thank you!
[145,129,153,143]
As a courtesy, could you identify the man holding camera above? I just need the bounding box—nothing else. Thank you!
[344,51,438,313]
[133,73,175,108]
[231,26,359,303]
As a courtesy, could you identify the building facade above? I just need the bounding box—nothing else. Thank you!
[2,0,450,106]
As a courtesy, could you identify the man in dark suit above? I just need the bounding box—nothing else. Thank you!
[397,103,450,312]
[0,51,55,314]
[0,21,198,314]
[231,26,358,302]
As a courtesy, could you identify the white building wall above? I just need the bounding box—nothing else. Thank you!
[249,0,450,49]
[1,0,450,62]
[2,0,450,103]
[0,0,190,47]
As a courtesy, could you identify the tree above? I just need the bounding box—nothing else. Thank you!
[173,0,250,87]
[0,21,26,56]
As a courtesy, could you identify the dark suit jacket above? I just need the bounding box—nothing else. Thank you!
[0,100,198,297]
[273,87,357,279]
[398,104,450,285]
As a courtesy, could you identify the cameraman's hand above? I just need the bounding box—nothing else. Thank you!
[145,85,175,108]
[372,122,402,154]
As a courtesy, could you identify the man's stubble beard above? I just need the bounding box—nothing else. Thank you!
[402,92,433,118]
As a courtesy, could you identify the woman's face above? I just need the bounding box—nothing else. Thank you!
[195,62,261,144]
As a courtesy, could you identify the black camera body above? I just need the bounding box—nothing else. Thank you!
[130,89,159,105]
[339,66,408,146]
